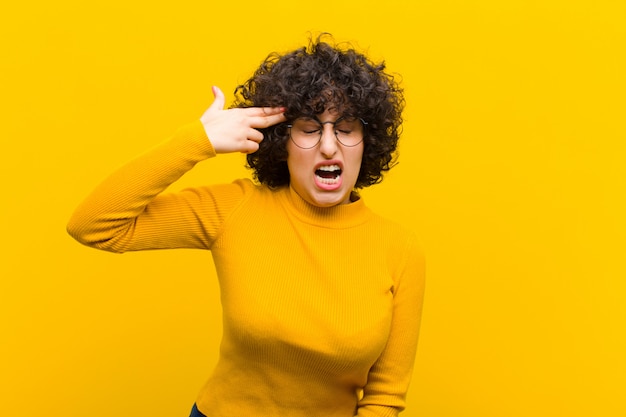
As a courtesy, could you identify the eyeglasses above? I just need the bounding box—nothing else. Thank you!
[287,116,367,149]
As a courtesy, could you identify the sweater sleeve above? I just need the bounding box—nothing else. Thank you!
[66,120,246,253]
[356,234,426,417]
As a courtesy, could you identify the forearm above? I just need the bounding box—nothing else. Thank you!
[67,121,215,252]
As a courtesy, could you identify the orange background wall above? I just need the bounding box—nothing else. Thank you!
[1,1,624,416]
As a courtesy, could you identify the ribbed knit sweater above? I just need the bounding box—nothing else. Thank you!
[67,121,425,417]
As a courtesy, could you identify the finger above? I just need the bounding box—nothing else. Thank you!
[241,140,260,154]
[249,112,288,129]
[206,85,226,114]
[241,106,286,117]
[247,128,264,143]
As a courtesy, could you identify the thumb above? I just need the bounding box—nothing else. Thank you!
[207,85,225,113]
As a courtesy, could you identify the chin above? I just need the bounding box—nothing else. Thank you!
[309,191,351,207]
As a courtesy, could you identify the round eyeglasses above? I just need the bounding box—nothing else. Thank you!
[287,116,367,149]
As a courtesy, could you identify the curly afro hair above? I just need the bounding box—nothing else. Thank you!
[233,34,405,189]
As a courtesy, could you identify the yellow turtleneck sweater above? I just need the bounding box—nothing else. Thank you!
[67,121,425,417]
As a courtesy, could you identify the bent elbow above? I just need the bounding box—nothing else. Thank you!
[66,213,88,244]
[66,215,125,254]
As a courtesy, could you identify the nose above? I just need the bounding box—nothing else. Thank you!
[318,124,338,157]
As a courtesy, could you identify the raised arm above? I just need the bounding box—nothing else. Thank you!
[66,86,286,253]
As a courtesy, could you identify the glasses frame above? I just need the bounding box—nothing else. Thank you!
[286,116,368,149]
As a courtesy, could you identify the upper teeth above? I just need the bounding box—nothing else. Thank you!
[318,164,340,172]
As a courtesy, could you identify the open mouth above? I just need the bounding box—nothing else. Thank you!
[315,164,342,184]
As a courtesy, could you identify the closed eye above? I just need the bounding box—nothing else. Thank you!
[302,129,321,135]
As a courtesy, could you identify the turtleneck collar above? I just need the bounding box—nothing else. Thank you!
[276,185,372,229]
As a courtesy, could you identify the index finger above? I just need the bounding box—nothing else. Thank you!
[250,112,288,129]
[241,106,286,117]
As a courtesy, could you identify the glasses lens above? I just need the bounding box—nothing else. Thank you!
[290,118,322,148]
[334,117,364,147]
[289,117,365,148]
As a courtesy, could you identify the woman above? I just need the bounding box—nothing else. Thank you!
[67,35,425,417]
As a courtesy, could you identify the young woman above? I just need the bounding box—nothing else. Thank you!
[68,36,425,417]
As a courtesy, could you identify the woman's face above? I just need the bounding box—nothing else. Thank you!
[286,108,364,207]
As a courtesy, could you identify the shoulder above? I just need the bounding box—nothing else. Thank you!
[194,178,269,197]
[368,210,419,243]
[194,178,284,215]
[364,211,425,276]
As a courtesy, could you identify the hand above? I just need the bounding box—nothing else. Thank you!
[200,86,286,154]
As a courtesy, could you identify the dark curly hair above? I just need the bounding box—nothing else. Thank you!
[233,34,405,189]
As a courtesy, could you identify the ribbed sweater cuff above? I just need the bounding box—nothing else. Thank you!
[172,119,216,160]
[356,405,399,417]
